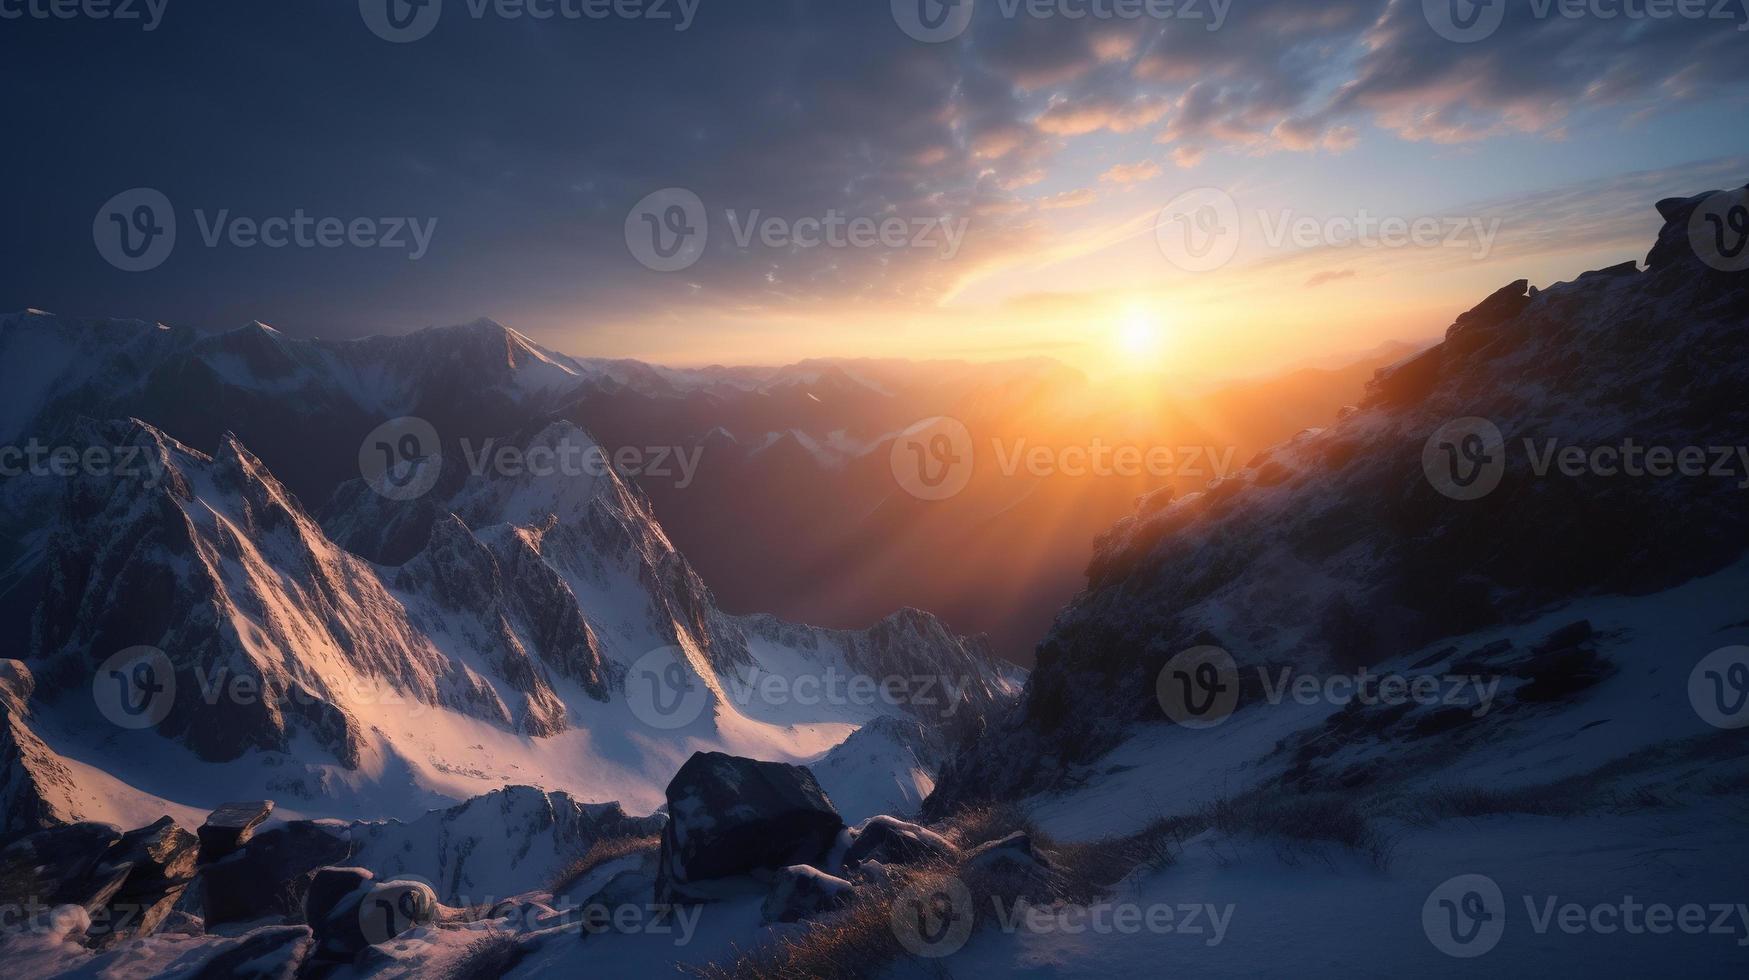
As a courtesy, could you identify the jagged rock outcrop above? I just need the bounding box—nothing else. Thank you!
[0,661,83,837]
[0,822,128,920]
[27,419,512,767]
[91,816,200,945]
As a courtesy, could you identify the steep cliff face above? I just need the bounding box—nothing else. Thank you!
[930,187,1749,809]
[7,410,1015,826]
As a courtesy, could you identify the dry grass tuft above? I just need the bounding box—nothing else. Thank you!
[547,832,662,899]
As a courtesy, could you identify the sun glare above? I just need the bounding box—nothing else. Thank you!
[1116,307,1164,363]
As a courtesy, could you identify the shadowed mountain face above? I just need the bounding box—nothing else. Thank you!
[929,187,1749,812]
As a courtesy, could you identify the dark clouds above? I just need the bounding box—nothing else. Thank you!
[0,0,1743,343]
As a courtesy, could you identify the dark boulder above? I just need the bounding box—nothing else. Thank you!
[655,752,843,904]
[202,821,352,927]
[303,866,374,928]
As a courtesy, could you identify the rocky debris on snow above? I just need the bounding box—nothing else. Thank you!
[1507,621,1616,703]
[656,752,843,904]
[964,832,1051,876]
[186,924,313,980]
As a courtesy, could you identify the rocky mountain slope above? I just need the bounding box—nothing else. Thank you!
[929,186,1749,811]
[0,342,1018,837]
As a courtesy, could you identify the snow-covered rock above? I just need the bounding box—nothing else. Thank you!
[339,786,663,905]
[760,864,854,924]
[843,814,958,869]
